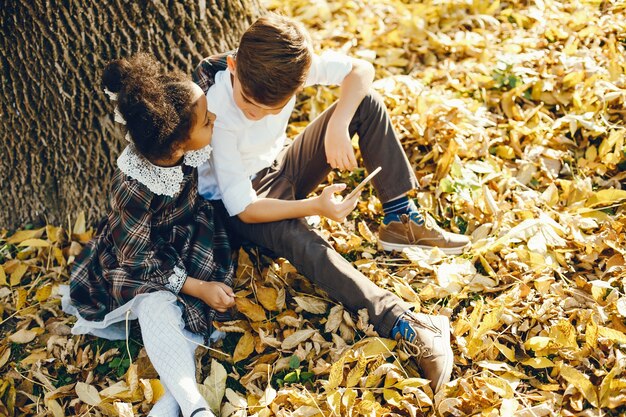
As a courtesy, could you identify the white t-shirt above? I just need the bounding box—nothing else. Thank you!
[197,51,353,216]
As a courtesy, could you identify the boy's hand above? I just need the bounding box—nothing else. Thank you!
[324,117,358,171]
[316,183,361,222]
[200,282,236,312]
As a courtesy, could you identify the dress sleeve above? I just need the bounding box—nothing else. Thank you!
[108,178,187,294]
[305,50,353,87]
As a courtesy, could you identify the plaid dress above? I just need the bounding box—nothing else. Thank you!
[69,145,236,340]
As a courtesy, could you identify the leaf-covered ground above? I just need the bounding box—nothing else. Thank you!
[2,0,626,416]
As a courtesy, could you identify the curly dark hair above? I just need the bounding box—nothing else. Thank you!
[102,53,196,163]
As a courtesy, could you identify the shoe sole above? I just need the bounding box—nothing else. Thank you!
[431,316,453,392]
[379,240,470,255]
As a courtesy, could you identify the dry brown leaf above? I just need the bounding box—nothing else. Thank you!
[150,380,165,404]
[113,402,134,417]
[126,363,139,394]
[10,263,28,286]
[345,355,367,387]
[8,328,41,344]
[281,328,317,350]
[44,399,65,417]
[233,332,256,363]
[18,238,50,248]
[235,297,266,322]
[0,345,10,368]
[75,382,102,406]
[325,353,346,391]
[200,359,227,413]
[325,305,343,333]
[256,285,279,311]
[293,295,328,314]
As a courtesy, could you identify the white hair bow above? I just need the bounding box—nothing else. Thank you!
[104,87,127,126]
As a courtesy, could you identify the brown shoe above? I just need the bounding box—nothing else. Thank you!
[378,212,470,254]
[394,311,454,393]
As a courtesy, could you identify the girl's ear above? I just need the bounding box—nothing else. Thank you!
[226,55,237,74]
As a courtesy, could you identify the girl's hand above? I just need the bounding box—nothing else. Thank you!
[315,183,361,222]
[201,282,236,312]
[324,117,358,171]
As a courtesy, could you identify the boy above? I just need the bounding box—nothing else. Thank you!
[194,14,469,392]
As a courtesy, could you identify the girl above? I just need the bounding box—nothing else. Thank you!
[62,53,234,417]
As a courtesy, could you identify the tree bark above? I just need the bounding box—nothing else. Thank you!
[0,0,262,229]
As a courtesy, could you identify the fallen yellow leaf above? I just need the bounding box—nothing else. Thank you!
[233,332,255,363]
[256,285,279,311]
[18,239,50,248]
[598,326,626,344]
[6,228,44,244]
[235,297,266,322]
[10,263,28,286]
[559,364,598,407]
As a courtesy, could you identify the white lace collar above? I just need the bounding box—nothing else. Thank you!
[117,145,187,197]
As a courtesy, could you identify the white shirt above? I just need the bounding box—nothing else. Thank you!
[197,51,353,216]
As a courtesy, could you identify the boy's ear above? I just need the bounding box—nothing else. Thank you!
[226,55,236,74]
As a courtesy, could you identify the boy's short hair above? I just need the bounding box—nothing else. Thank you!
[236,14,312,107]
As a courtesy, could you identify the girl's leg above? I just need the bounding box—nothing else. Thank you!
[134,292,214,417]
[148,389,179,417]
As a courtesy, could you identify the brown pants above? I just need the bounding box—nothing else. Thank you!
[229,91,418,336]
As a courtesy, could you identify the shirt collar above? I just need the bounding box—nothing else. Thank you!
[117,145,185,198]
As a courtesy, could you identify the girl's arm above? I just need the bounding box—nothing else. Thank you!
[181,278,235,312]
[110,176,234,312]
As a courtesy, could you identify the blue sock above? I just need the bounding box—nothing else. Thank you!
[390,314,417,343]
[382,197,424,225]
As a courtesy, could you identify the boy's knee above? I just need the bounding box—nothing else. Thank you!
[359,90,386,114]
[274,220,329,254]
[284,221,320,246]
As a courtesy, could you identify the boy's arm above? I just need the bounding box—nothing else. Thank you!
[238,183,360,223]
[323,57,375,171]
[211,129,360,223]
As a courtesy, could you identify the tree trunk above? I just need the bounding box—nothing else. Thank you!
[0,0,262,229]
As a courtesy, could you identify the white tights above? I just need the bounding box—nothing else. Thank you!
[133,291,214,417]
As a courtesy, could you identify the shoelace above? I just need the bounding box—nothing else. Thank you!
[412,211,426,226]
[400,211,431,243]
[401,211,425,226]
[404,311,441,334]
[392,320,427,358]
[402,215,418,245]
[403,321,436,358]
[401,337,432,359]
[392,312,441,359]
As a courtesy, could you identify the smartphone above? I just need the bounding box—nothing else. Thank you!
[344,166,382,200]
